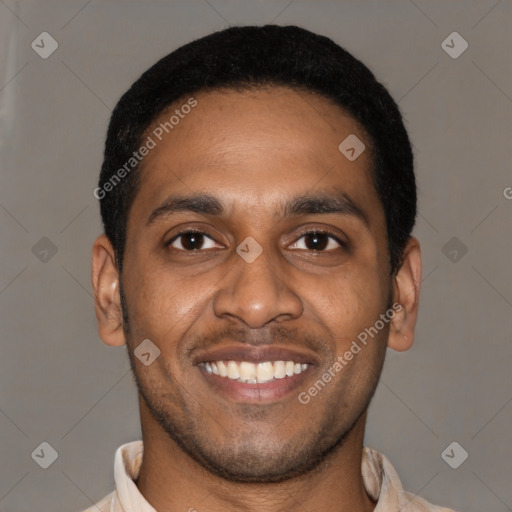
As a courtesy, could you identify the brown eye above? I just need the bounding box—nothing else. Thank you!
[289,231,344,252]
[167,231,218,251]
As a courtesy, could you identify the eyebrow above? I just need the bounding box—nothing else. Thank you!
[146,191,369,227]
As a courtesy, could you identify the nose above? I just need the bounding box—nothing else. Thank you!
[213,245,303,328]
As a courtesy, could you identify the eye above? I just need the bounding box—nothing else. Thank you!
[289,231,345,252]
[166,231,220,251]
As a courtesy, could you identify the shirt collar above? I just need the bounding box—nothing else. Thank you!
[113,441,156,512]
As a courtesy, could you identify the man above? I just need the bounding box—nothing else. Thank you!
[88,25,455,511]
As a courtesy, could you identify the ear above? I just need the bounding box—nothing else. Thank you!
[387,237,422,352]
[91,235,126,346]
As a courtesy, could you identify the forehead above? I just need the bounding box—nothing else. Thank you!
[132,86,382,225]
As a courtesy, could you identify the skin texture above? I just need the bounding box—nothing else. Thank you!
[92,86,421,512]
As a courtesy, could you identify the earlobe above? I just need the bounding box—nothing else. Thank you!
[387,237,422,352]
[91,235,126,347]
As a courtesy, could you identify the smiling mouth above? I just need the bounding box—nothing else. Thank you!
[199,360,309,384]
[193,345,318,402]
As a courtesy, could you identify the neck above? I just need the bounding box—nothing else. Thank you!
[135,396,376,512]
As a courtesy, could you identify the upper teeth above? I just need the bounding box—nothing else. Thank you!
[201,360,308,383]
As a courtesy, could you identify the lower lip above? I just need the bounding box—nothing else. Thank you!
[197,366,313,403]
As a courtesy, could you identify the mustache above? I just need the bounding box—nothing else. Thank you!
[185,324,329,355]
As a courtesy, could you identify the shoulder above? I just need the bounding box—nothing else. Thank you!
[80,491,116,512]
[363,446,457,512]
[402,490,457,512]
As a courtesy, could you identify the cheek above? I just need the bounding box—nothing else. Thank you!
[125,263,214,342]
[311,266,388,339]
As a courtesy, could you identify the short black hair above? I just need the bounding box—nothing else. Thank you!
[98,24,415,275]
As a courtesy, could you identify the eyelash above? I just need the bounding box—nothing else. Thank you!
[165,229,347,252]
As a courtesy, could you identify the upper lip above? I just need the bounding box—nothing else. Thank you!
[192,344,321,366]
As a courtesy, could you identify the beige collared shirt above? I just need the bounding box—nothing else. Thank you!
[82,441,455,512]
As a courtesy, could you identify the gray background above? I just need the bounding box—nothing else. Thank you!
[1,1,511,511]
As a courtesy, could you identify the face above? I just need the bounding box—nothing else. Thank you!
[117,87,395,482]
